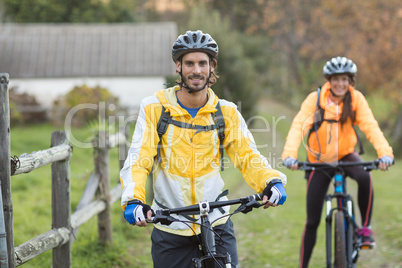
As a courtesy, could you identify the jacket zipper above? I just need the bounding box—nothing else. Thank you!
[191,118,196,231]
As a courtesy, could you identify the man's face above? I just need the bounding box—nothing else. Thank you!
[176,52,215,92]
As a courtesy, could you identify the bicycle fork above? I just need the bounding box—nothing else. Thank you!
[345,196,359,267]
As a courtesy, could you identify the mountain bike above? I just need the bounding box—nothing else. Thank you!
[298,160,382,268]
[147,193,264,268]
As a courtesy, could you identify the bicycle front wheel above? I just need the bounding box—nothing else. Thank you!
[335,211,347,268]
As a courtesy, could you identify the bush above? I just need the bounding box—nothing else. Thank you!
[9,87,47,125]
[52,84,119,127]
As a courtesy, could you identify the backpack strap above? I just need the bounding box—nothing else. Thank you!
[353,126,365,155]
[307,86,364,160]
[214,189,228,213]
[306,87,324,160]
[156,102,226,169]
[212,101,226,171]
[156,106,170,163]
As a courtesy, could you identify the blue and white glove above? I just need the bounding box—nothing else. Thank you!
[263,179,287,205]
[124,200,153,225]
[379,155,394,165]
[283,157,298,168]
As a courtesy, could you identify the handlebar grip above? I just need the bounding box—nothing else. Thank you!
[297,162,314,171]
[375,158,395,165]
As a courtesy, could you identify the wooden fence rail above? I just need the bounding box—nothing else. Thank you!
[11,144,72,176]
[0,73,129,267]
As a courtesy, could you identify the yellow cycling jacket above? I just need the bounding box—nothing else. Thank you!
[282,82,393,163]
[120,86,287,236]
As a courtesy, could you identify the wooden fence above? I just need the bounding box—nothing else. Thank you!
[0,73,130,267]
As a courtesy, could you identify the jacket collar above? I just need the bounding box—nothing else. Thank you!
[155,86,219,116]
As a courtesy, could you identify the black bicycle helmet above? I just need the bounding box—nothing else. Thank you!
[323,56,357,78]
[172,30,218,62]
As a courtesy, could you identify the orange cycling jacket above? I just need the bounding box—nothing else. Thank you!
[282,82,393,163]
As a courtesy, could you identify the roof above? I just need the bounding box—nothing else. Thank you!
[0,22,177,78]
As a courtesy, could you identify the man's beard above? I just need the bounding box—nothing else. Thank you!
[182,74,209,93]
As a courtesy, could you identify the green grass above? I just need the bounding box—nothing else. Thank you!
[10,123,151,268]
[8,97,402,268]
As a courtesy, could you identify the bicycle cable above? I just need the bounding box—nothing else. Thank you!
[151,195,264,268]
[169,211,246,267]
[169,218,227,268]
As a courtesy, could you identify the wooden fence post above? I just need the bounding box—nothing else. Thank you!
[0,181,9,267]
[0,73,14,268]
[51,131,71,268]
[94,130,113,246]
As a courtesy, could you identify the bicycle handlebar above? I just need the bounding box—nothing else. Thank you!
[147,193,263,225]
[297,160,381,171]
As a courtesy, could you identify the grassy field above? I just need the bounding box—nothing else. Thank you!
[8,98,401,268]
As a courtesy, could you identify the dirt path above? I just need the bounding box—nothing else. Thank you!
[257,97,299,121]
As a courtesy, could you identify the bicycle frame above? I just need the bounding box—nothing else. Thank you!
[148,193,263,268]
[298,160,380,268]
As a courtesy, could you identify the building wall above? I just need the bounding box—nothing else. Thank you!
[9,76,168,111]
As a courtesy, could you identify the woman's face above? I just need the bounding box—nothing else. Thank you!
[329,74,350,98]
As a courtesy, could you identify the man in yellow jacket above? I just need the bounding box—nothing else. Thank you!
[120,30,287,268]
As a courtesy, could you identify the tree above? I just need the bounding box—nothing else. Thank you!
[184,4,274,120]
[193,0,401,149]
[236,0,402,149]
[1,0,139,23]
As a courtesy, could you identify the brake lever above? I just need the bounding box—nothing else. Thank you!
[146,211,176,226]
[363,160,380,171]
[234,199,263,214]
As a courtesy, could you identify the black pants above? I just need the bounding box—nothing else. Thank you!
[299,153,374,268]
[151,218,238,268]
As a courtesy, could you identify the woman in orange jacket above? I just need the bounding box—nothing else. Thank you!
[282,56,394,268]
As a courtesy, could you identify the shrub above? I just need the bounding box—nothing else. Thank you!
[9,87,47,125]
[52,84,119,128]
